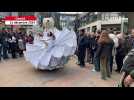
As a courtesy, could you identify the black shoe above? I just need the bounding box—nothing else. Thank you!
[80,65,85,68]
[95,69,100,72]
[107,75,111,78]
[12,56,17,59]
[3,57,8,60]
[101,77,107,80]
[20,55,23,57]
[77,63,81,65]
[115,69,120,73]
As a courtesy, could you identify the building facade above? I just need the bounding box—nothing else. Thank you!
[35,12,61,30]
[59,13,77,30]
[75,12,128,33]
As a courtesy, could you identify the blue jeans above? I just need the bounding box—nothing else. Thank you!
[94,54,100,71]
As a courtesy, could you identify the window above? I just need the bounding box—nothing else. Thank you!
[87,27,90,32]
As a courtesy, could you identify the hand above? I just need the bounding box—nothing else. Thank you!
[38,33,43,37]
[44,42,48,47]
[124,75,134,87]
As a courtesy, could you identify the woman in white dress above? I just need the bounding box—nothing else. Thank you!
[24,17,77,70]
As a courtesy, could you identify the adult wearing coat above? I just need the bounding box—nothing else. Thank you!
[1,29,9,59]
[77,29,87,67]
[96,30,114,80]
[119,49,134,87]
[9,32,18,58]
[115,33,127,72]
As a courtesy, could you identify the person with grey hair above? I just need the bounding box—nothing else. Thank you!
[108,30,119,73]
[126,29,134,51]
[115,33,127,72]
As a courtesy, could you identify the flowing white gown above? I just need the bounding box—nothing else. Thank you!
[24,28,77,70]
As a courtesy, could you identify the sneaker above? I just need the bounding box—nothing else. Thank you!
[101,76,107,80]
[92,68,96,72]
[115,69,120,73]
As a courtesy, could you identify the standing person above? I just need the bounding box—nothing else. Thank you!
[93,30,101,72]
[26,32,34,44]
[7,30,12,54]
[10,32,17,58]
[89,32,96,64]
[109,30,119,73]
[126,29,134,52]
[115,33,127,73]
[77,29,87,67]
[2,29,9,59]
[96,30,114,80]
[85,32,91,63]
[8,30,16,56]
[0,30,2,61]
[75,31,81,65]
[18,35,24,57]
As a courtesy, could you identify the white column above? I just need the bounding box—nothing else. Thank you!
[90,26,92,32]
[121,17,124,33]
[34,12,39,26]
[97,21,101,30]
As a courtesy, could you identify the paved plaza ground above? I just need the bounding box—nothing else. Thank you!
[0,57,122,87]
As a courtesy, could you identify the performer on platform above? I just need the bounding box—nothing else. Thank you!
[24,17,77,71]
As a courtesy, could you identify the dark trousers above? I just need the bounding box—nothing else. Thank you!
[110,56,113,73]
[78,47,86,66]
[8,43,12,53]
[115,54,125,71]
[11,43,17,58]
[90,50,94,64]
[2,46,8,59]
[94,54,100,71]
[19,50,23,57]
[86,48,90,63]
[0,44,2,60]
